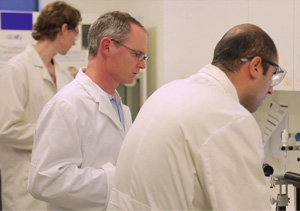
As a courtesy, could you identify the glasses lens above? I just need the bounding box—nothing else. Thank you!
[75,34,79,41]
[139,55,144,61]
[271,67,287,87]
[138,55,144,61]
[139,55,149,62]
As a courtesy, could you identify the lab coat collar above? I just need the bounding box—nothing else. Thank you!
[198,64,239,103]
[26,45,65,77]
[25,45,44,68]
[25,45,56,86]
[75,69,127,133]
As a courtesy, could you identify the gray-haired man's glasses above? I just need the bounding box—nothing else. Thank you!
[112,39,149,62]
[241,57,287,87]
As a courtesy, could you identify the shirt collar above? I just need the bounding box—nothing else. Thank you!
[105,92,122,104]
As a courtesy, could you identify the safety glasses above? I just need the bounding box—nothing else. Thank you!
[241,57,287,87]
[67,24,79,41]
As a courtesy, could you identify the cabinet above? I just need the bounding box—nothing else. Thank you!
[162,0,248,83]
[294,0,300,90]
[249,0,294,91]
[163,0,298,91]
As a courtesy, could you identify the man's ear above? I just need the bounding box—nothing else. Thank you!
[98,37,112,57]
[249,56,262,79]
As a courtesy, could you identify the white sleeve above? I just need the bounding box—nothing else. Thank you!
[196,116,272,210]
[28,100,115,210]
[0,64,35,150]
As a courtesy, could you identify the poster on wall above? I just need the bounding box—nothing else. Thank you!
[0,38,32,69]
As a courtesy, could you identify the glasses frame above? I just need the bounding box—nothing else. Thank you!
[241,57,287,87]
[111,39,149,62]
[67,24,79,41]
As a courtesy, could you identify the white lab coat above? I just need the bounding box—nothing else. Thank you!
[108,64,272,210]
[0,45,73,210]
[28,69,132,210]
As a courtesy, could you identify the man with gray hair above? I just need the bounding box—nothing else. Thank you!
[28,11,148,210]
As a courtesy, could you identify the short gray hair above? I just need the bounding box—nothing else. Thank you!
[87,11,146,59]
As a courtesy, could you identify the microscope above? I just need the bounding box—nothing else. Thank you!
[261,101,300,210]
[265,131,300,211]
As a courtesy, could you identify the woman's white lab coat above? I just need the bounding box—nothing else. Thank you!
[28,69,132,210]
[0,45,73,210]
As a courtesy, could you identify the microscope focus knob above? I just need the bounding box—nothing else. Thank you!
[263,163,274,177]
[270,197,277,205]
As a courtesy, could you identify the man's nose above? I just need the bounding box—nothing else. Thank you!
[268,86,274,95]
[137,60,147,69]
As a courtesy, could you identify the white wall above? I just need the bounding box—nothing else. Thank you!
[162,0,248,83]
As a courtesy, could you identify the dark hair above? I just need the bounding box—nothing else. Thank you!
[87,11,146,59]
[32,1,82,41]
[212,24,277,75]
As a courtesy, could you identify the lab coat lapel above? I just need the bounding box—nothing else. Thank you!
[75,70,126,133]
[41,68,53,84]
[121,104,132,132]
[27,45,54,85]
[53,60,71,90]
[97,94,126,133]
